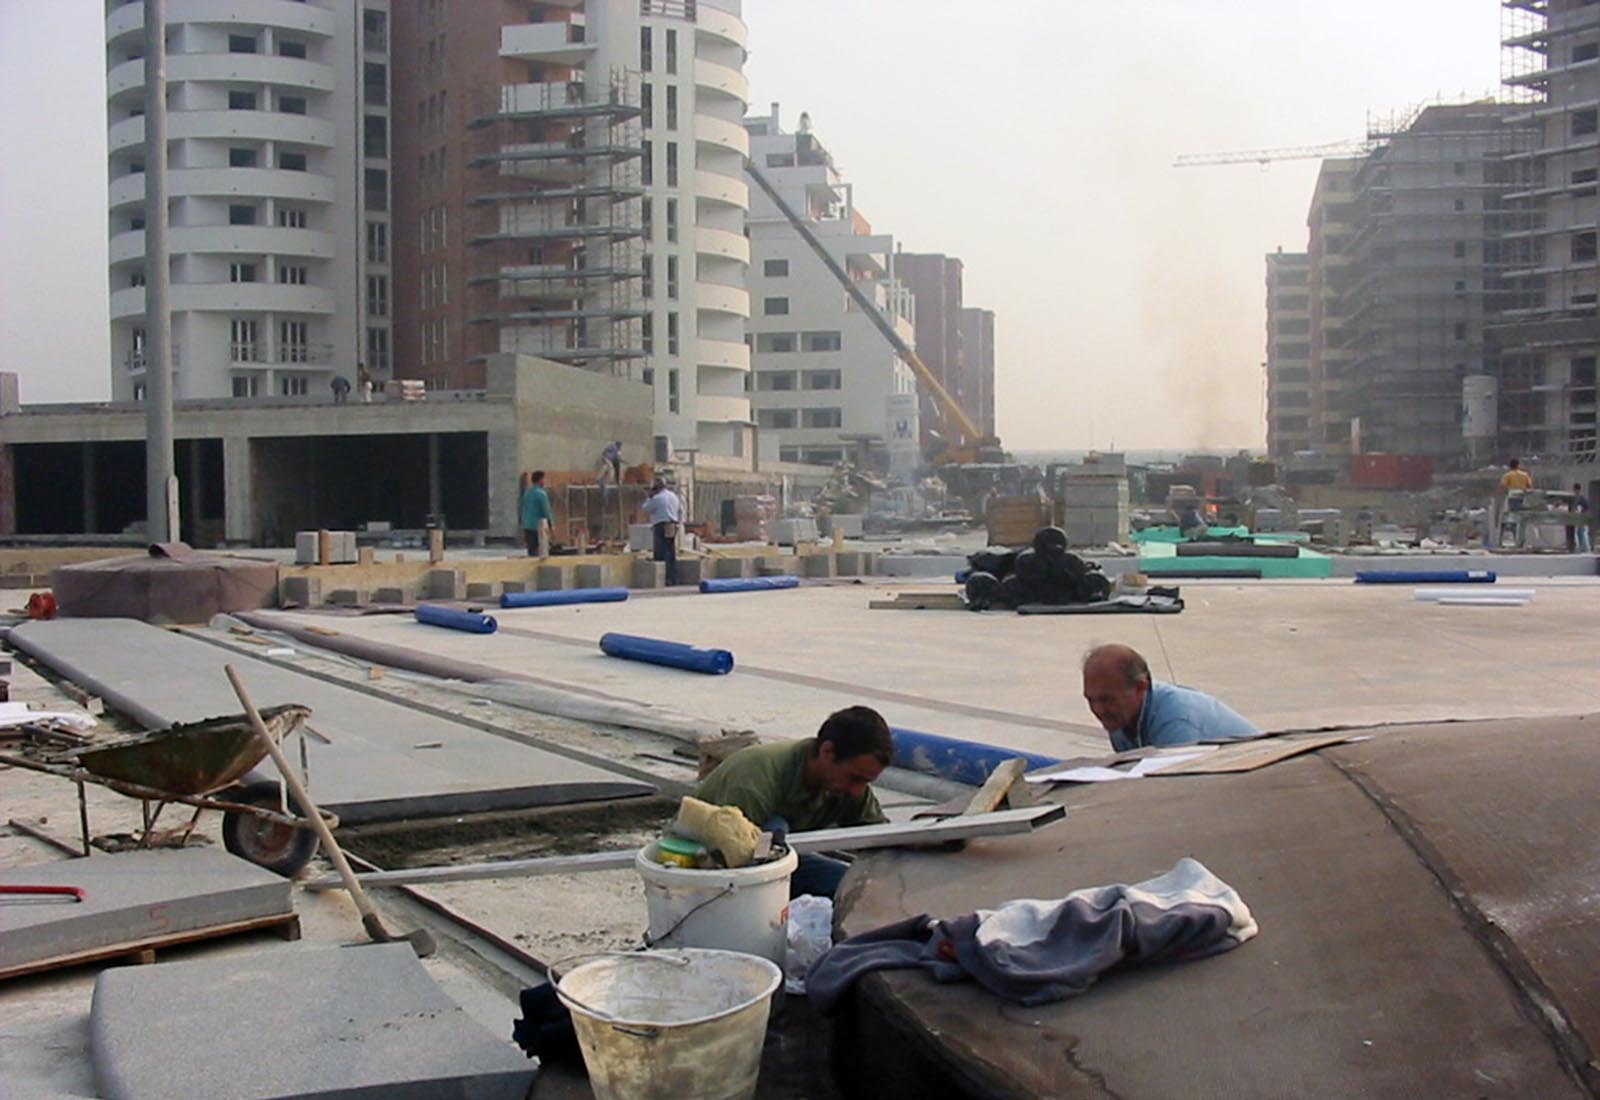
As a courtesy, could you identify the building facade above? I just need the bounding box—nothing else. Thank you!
[895,253,967,450]
[391,0,752,459]
[105,0,392,401]
[1265,250,1313,458]
[958,306,996,439]
[1305,158,1361,456]
[744,108,919,473]
[1494,0,1599,462]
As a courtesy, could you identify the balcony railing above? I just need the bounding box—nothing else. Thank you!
[124,344,181,372]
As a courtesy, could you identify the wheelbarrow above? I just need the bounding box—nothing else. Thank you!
[0,704,333,876]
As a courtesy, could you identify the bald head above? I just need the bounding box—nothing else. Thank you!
[1082,644,1152,736]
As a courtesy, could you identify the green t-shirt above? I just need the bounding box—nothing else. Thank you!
[695,739,887,834]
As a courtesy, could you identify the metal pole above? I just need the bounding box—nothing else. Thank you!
[144,0,178,542]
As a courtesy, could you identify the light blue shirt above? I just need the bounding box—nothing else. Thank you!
[642,488,682,525]
[1110,681,1259,753]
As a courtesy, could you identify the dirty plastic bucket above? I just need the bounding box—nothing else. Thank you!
[556,949,783,1100]
[636,843,797,966]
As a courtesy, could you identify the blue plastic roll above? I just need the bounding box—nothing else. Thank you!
[889,726,1063,788]
[1354,570,1496,585]
[415,603,497,634]
[954,569,972,584]
[599,632,734,675]
[697,576,800,594]
[501,587,630,609]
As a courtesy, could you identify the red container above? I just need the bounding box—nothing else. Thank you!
[1350,454,1434,490]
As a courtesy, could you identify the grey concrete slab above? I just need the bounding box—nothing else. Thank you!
[90,942,536,1100]
[0,849,290,975]
[8,619,654,824]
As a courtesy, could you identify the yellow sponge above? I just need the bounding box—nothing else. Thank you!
[674,796,763,868]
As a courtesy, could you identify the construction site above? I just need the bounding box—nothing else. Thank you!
[3,1,1600,1099]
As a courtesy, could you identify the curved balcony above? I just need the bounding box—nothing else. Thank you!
[109,110,334,151]
[184,282,337,314]
[105,3,146,45]
[694,393,753,423]
[695,6,749,49]
[109,0,335,43]
[109,286,147,321]
[696,282,749,318]
[695,225,750,264]
[168,53,335,93]
[175,225,336,259]
[693,114,750,158]
[107,59,145,101]
[110,167,335,211]
[695,337,751,371]
[694,169,747,209]
[694,58,749,105]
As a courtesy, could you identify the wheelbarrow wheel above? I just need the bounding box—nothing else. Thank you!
[221,781,320,877]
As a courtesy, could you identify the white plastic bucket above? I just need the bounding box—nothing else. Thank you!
[556,949,783,1100]
[635,843,797,966]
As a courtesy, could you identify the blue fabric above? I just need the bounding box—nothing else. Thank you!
[519,485,553,529]
[1111,681,1258,753]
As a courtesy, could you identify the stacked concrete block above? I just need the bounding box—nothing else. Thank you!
[1060,471,1130,547]
[535,564,567,591]
[502,579,532,594]
[280,576,322,607]
[574,563,608,589]
[630,560,666,589]
[803,553,837,579]
[755,555,794,577]
[714,557,754,580]
[465,581,501,601]
[769,518,820,546]
[373,586,412,605]
[293,530,358,564]
[835,550,865,577]
[675,558,705,586]
[327,588,368,607]
[426,569,466,600]
[628,523,654,552]
[820,514,864,539]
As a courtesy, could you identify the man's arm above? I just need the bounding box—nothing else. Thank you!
[841,787,888,827]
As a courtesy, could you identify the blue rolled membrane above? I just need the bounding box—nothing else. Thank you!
[501,587,630,609]
[889,726,1063,788]
[598,632,734,675]
[1353,570,1496,585]
[415,603,497,634]
[697,576,800,594]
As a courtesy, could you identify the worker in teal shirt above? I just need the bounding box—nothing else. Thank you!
[520,470,554,559]
[1082,643,1258,753]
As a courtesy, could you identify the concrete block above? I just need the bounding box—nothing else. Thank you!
[755,555,795,576]
[631,559,666,589]
[804,553,837,579]
[372,586,412,605]
[820,514,864,538]
[861,551,879,575]
[770,518,820,545]
[836,550,865,576]
[280,576,321,607]
[331,530,358,564]
[714,557,753,580]
[327,588,368,607]
[465,581,501,600]
[501,580,531,594]
[535,564,567,591]
[293,530,320,565]
[675,558,705,586]
[426,569,466,600]
[90,942,536,1100]
[574,563,608,589]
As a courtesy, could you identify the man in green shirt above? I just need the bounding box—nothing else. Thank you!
[696,705,893,898]
[520,470,554,558]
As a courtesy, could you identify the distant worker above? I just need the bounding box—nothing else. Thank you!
[1081,643,1258,753]
[520,470,554,559]
[1500,458,1533,495]
[696,706,892,898]
[330,374,351,404]
[598,440,623,486]
[1571,483,1592,554]
[641,478,682,585]
[357,363,373,404]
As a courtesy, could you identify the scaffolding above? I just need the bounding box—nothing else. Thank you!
[464,68,646,378]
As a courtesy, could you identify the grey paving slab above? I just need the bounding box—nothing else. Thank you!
[8,619,654,824]
[90,942,536,1100]
[0,849,290,975]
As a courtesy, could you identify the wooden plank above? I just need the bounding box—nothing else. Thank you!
[961,757,1029,816]
[306,804,1067,891]
[0,912,301,983]
[868,592,968,611]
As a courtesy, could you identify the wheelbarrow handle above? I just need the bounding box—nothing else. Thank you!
[0,884,85,903]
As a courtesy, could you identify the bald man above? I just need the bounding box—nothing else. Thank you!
[1081,643,1259,753]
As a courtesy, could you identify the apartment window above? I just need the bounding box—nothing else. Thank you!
[642,313,654,354]
[228,262,257,283]
[642,253,654,298]
[1573,109,1598,138]
[228,90,257,110]
[763,297,789,315]
[279,151,308,172]
[228,147,257,168]
[779,446,800,462]
[1575,231,1598,263]
[1455,280,1467,292]
[228,204,257,225]
[280,376,308,396]
[228,34,257,54]
[232,376,259,398]
[125,160,143,175]
[366,327,390,371]
[641,140,653,185]
[803,407,842,429]
[765,153,795,168]
[364,168,388,211]
[666,256,679,300]
[129,216,145,231]
[279,96,307,115]
[668,368,680,414]
[278,39,307,60]
[363,8,387,51]
[363,62,387,105]
[802,331,842,352]
[279,321,309,361]
[1453,241,1467,259]
[757,371,796,391]
[757,332,796,353]
[279,264,307,285]
[667,312,679,356]
[129,271,145,288]
[366,222,388,263]
[278,207,307,229]
[665,29,677,74]
[665,199,678,243]
[640,26,652,71]
[804,370,842,390]
[641,82,653,128]
[665,85,678,130]
[230,319,259,360]
[1574,41,1600,63]
[757,408,797,429]
[1574,167,1599,196]
[1453,162,1466,176]
[763,259,789,277]
[666,142,678,187]
[132,382,146,402]
[642,367,655,386]
[367,275,389,317]
[1453,198,1466,212]
[1453,322,1468,341]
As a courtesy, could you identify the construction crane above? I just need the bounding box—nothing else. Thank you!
[743,160,1003,467]
[1173,138,1377,169]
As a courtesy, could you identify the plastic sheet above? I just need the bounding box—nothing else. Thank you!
[500,587,629,609]
[415,603,498,634]
[697,576,800,594]
[599,632,734,675]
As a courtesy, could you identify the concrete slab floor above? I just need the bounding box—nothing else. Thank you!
[256,576,1600,761]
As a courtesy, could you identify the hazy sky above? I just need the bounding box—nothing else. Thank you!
[0,1,1504,449]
